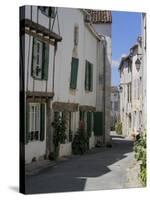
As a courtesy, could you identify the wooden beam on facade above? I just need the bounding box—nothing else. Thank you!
[20,19,62,42]
[26,91,54,98]
[24,29,55,45]
[79,105,96,112]
[52,102,79,112]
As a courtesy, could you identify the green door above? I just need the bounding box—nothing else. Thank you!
[94,112,103,136]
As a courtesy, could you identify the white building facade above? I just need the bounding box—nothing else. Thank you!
[20,6,112,163]
[119,16,146,138]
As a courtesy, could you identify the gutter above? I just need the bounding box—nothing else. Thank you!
[85,22,101,41]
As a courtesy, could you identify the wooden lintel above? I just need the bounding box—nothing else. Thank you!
[24,29,55,45]
[52,102,79,112]
[20,19,62,42]
[79,105,96,112]
[26,97,47,103]
[26,91,54,98]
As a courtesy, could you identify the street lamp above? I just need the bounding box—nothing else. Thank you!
[135,58,141,71]
[119,85,123,93]
[119,83,128,93]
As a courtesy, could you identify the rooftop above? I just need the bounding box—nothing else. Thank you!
[86,10,112,24]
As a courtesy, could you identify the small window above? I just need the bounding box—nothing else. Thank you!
[85,60,93,91]
[39,6,56,18]
[31,37,49,80]
[26,103,45,143]
[74,26,79,46]
[70,57,79,89]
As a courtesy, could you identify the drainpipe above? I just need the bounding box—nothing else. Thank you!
[100,35,106,144]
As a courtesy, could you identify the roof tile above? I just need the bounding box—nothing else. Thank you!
[87,10,112,23]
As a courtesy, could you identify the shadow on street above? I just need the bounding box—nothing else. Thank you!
[25,136,133,194]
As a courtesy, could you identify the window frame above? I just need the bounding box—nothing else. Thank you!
[26,103,46,143]
[31,37,49,80]
[28,103,41,142]
[85,60,93,91]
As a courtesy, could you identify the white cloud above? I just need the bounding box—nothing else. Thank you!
[112,60,120,68]
[112,54,127,68]
[121,54,127,58]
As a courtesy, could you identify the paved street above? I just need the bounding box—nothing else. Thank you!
[26,135,135,194]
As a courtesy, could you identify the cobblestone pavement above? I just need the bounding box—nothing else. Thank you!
[25,135,142,194]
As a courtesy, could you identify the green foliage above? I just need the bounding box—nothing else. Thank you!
[115,121,122,135]
[72,128,88,154]
[52,114,67,147]
[134,130,147,186]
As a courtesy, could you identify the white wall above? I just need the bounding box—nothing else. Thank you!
[93,24,112,38]
[23,6,111,160]
[53,8,97,108]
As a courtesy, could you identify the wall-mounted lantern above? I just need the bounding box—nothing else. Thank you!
[119,85,123,93]
[135,58,141,71]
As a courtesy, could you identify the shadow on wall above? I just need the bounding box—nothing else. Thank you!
[25,137,133,194]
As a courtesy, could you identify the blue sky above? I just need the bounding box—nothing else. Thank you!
[112,11,142,86]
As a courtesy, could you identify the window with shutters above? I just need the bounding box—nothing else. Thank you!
[31,37,49,80]
[85,60,93,91]
[26,103,45,143]
[70,57,79,89]
[39,6,56,18]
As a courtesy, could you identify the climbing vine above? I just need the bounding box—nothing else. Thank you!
[134,130,147,186]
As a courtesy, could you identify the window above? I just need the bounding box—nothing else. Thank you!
[31,38,49,80]
[127,83,131,102]
[85,60,93,91]
[26,103,45,143]
[114,102,118,111]
[70,57,79,89]
[39,6,56,18]
[74,26,79,46]
[134,79,136,99]
[137,78,141,99]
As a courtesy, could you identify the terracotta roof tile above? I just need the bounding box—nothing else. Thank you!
[86,10,112,23]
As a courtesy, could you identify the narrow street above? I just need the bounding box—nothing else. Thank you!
[25,135,137,194]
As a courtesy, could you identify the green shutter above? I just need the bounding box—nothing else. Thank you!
[80,111,85,121]
[40,104,45,141]
[89,63,93,91]
[87,112,92,137]
[94,112,103,136]
[85,61,88,90]
[70,57,79,89]
[25,103,30,144]
[42,42,49,80]
[31,37,37,78]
